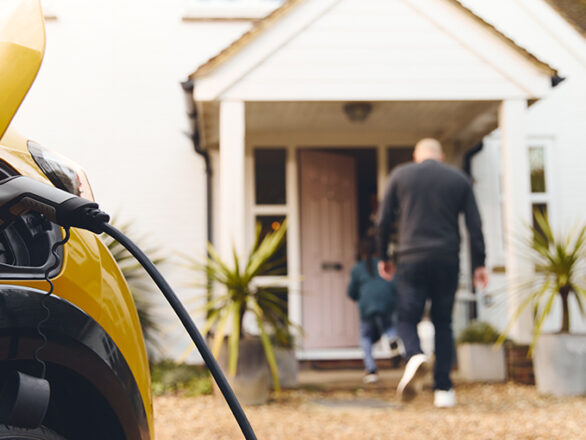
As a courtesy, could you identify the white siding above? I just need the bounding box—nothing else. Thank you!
[222,0,545,100]
[468,0,586,334]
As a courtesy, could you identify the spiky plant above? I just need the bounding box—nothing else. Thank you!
[100,218,166,359]
[497,212,586,353]
[183,219,295,394]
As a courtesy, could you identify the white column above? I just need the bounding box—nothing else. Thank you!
[219,100,246,261]
[499,99,533,343]
[286,145,303,336]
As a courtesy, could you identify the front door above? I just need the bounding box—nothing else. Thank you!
[300,150,360,349]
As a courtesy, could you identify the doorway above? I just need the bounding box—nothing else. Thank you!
[299,148,377,350]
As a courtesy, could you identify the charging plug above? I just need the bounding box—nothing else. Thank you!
[0,176,110,233]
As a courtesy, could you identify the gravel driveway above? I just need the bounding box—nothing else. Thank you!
[154,379,585,439]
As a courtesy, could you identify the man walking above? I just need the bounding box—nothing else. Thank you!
[377,138,488,408]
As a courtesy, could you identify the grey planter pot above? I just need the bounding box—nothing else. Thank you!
[216,336,270,405]
[457,343,506,382]
[534,333,586,396]
[272,346,298,389]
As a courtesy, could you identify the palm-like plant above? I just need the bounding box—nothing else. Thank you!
[497,212,586,352]
[184,219,294,394]
[100,218,166,359]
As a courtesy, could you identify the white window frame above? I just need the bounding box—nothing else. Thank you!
[183,0,284,21]
[486,135,555,270]
[527,137,555,228]
[246,145,300,336]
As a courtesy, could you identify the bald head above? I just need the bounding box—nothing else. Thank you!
[413,138,444,163]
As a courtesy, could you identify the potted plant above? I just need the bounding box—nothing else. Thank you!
[100,217,166,360]
[497,213,586,396]
[184,219,297,404]
[457,321,506,382]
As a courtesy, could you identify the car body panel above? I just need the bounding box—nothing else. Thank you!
[0,141,154,434]
[0,0,45,139]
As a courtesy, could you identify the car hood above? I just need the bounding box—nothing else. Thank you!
[0,0,45,139]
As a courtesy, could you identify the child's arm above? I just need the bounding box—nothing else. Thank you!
[347,265,360,301]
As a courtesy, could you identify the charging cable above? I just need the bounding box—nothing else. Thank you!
[101,222,257,440]
[0,176,258,440]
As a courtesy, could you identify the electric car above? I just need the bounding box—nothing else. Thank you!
[0,1,152,438]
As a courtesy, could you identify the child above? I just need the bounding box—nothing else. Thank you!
[348,235,403,384]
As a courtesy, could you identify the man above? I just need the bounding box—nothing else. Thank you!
[377,138,488,408]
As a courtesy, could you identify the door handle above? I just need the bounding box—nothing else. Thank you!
[321,262,343,271]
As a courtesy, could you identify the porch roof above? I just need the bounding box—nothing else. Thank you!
[189,0,557,81]
[187,0,558,102]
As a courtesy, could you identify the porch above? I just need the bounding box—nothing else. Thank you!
[199,98,541,358]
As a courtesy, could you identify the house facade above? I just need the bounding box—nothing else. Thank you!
[7,0,586,361]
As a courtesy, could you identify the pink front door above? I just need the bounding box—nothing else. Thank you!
[300,150,360,349]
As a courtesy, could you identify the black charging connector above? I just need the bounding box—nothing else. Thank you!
[0,176,108,233]
[0,176,258,440]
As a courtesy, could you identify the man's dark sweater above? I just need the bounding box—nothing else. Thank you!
[378,159,485,269]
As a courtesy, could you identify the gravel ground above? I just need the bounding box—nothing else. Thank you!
[154,381,585,439]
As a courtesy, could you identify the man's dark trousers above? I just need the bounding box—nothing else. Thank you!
[394,257,459,391]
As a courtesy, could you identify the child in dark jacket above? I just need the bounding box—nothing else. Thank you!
[348,235,403,383]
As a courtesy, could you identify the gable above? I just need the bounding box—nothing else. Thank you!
[193,0,555,102]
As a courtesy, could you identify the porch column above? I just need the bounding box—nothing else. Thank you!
[499,99,533,343]
[218,100,246,261]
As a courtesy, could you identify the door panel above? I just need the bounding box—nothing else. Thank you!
[300,150,359,349]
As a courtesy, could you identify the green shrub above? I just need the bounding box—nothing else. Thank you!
[458,321,500,344]
[150,360,212,397]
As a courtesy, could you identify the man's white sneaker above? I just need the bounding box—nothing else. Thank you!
[397,353,429,402]
[434,389,456,408]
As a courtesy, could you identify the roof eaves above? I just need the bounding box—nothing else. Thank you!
[448,0,558,77]
[189,0,304,79]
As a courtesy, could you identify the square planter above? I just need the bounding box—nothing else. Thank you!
[457,343,506,382]
[272,346,298,389]
[534,333,586,396]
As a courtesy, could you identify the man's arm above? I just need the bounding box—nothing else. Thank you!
[377,173,398,262]
[377,173,399,281]
[463,183,488,289]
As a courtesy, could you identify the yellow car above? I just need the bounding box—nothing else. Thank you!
[0,1,152,439]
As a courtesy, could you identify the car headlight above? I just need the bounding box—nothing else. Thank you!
[27,140,95,201]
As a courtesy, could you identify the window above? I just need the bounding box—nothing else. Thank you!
[255,215,287,275]
[251,147,288,275]
[183,0,284,20]
[254,148,286,205]
[529,146,546,193]
[528,142,552,239]
[250,146,294,329]
[386,147,413,174]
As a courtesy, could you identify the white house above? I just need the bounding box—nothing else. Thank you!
[5,0,586,361]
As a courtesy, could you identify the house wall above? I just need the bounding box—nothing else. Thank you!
[466,0,586,334]
[8,0,253,361]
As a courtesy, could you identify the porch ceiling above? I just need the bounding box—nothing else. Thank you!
[199,100,500,152]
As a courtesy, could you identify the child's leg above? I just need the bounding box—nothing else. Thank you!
[384,326,399,341]
[360,321,377,373]
[384,326,405,367]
